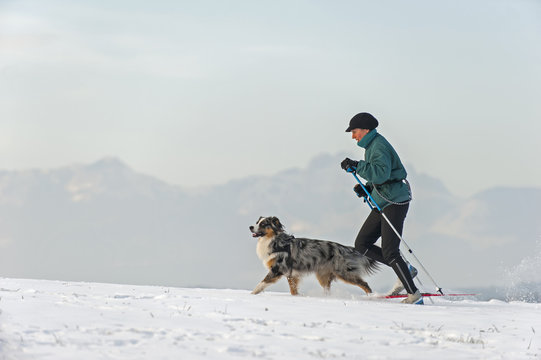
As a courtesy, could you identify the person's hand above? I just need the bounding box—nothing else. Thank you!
[353,184,365,198]
[353,183,372,198]
[340,158,358,173]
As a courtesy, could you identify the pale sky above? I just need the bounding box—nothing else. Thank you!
[1,0,540,196]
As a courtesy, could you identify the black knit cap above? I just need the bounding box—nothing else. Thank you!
[345,112,379,132]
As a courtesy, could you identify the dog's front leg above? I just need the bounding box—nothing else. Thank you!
[252,271,283,294]
[287,276,300,295]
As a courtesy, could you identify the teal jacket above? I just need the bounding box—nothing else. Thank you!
[355,129,410,209]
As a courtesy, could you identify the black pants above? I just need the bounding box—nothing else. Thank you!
[354,204,409,265]
[354,203,417,294]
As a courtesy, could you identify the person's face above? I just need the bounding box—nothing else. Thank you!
[351,128,370,142]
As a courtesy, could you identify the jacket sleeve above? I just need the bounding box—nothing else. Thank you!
[355,145,392,185]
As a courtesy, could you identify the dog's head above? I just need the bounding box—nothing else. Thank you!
[249,216,285,238]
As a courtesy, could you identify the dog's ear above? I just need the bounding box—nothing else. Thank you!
[270,217,284,232]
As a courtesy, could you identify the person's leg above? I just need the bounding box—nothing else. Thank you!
[381,204,418,295]
[390,257,418,295]
[380,204,408,262]
[354,209,388,265]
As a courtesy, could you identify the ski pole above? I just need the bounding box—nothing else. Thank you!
[351,172,444,295]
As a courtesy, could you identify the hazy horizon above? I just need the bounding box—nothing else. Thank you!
[2,153,541,196]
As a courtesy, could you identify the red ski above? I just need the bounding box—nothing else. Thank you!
[380,293,477,299]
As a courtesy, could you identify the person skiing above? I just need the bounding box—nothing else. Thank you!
[340,112,423,304]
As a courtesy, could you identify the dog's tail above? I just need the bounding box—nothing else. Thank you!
[364,257,380,275]
[342,247,380,276]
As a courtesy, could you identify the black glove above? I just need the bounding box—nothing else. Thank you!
[353,183,372,198]
[341,158,359,173]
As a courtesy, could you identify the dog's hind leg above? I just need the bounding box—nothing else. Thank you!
[252,271,283,295]
[315,272,335,294]
[336,274,372,295]
[286,276,300,295]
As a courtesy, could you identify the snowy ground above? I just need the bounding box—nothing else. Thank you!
[1,278,540,359]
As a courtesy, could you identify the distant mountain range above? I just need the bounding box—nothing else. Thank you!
[1,155,540,293]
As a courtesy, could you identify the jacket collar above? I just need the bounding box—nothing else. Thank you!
[357,129,378,148]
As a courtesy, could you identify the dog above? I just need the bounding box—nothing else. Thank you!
[249,216,379,295]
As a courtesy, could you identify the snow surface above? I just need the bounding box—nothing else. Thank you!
[1,278,540,359]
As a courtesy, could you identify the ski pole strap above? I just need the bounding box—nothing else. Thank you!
[372,179,412,206]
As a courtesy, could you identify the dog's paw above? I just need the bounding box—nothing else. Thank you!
[251,283,265,294]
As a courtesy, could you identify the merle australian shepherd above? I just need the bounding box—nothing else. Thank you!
[249,216,379,295]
